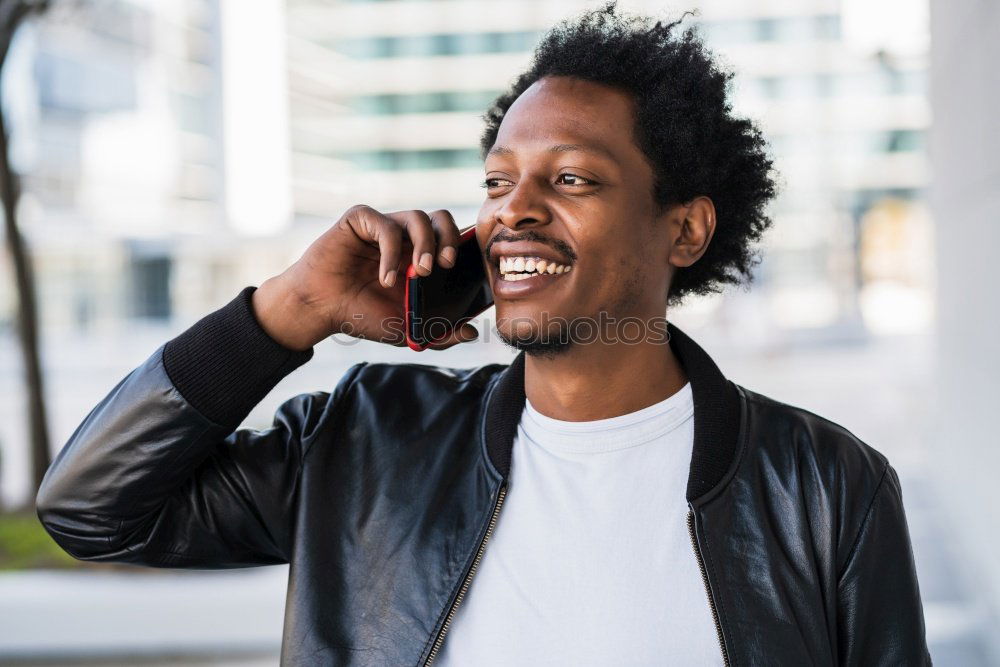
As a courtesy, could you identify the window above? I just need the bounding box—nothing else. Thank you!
[337,148,482,170]
[126,252,172,319]
[333,30,540,59]
[350,90,501,115]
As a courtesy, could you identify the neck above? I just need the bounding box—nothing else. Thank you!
[523,333,688,422]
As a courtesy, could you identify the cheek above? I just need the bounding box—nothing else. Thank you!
[568,253,626,309]
[475,209,494,234]
[476,198,502,227]
[475,224,489,250]
[604,254,659,311]
[613,253,646,290]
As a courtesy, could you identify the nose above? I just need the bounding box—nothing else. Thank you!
[493,177,552,232]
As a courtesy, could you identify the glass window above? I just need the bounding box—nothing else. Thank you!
[890,70,926,95]
[350,90,502,115]
[701,15,840,44]
[337,148,482,170]
[335,30,542,59]
[885,130,925,153]
[756,18,780,41]
[815,15,841,40]
[127,254,172,320]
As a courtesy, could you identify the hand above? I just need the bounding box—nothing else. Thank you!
[251,205,480,351]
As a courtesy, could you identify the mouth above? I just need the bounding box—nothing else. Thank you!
[491,254,574,299]
[486,238,576,299]
[497,255,573,281]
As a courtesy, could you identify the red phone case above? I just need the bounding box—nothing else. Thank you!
[404,226,479,351]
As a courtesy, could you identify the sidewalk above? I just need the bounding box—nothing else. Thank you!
[0,567,286,664]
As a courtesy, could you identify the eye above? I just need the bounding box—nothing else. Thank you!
[555,173,595,186]
[481,177,513,189]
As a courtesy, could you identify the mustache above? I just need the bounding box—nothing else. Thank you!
[485,229,578,262]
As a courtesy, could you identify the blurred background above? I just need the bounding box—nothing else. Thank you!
[0,0,995,664]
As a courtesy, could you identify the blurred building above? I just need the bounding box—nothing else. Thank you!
[0,0,231,332]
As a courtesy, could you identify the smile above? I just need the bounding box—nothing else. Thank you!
[498,255,574,281]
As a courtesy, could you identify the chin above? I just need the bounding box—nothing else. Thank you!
[494,316,575,358]
[495,301,570,327]
[496,325,574,358]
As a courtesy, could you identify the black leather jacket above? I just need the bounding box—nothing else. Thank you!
[36,286,932,666]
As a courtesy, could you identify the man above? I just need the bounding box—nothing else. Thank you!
[36,3,931,665]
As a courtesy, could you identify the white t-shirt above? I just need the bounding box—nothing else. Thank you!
[435,381,726,665]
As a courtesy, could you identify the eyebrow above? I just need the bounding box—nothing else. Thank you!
[487,143,618,162]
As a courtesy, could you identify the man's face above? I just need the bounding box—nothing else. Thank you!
[477,75,673,353]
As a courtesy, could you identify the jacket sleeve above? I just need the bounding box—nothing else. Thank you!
[35,286,360,569]
[836,463,933,665]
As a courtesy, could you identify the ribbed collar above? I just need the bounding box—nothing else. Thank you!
[481,322,742,504]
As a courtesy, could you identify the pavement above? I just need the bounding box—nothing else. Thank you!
[0,567,285,665]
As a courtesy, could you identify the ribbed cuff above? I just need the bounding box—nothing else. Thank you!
[161,285,315,430]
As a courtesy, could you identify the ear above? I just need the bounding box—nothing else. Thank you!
[665,196,716,269]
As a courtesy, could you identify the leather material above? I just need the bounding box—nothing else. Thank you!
[36,324,932,666]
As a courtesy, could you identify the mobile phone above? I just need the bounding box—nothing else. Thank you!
[404,226,493,351]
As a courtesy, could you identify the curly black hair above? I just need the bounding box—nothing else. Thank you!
[479,1,778,306]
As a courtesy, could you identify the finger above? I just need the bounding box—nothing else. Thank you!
[344,205,403,287]
[425,322,480,350]
[428,210,461,268]
[386,210,437,277]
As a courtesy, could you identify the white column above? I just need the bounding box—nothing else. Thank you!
[219,0,293,235]
[929,0,1000,655]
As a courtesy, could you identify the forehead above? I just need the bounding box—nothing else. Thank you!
[493,76,637,159]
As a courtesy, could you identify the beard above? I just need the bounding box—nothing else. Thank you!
[494,315,576,359]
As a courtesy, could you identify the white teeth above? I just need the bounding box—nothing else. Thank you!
[497,255,574,277]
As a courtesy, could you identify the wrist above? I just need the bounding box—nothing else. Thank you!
[251,276,331,352]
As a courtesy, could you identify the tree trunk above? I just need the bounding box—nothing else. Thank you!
[0,94,51,510]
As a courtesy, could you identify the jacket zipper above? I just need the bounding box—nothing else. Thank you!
[423,481,508,666]
[687,508,731,666]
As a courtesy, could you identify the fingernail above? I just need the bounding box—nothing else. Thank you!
[439,246,457,267]
[419,252,434,272]
[383,269,396,287]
